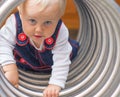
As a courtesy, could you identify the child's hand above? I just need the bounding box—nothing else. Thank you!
[3,64,19,87]
[43,84,61,97]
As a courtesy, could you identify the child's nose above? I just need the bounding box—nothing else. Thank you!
[35,25,43,33]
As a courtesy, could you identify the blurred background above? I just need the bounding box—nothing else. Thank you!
[62,0,120,40]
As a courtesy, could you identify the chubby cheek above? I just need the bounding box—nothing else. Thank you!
[44,25,57,39]
[21,22,34,37]
[44,31,54,39]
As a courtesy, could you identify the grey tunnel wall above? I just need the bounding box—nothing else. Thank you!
[0,0,120,97]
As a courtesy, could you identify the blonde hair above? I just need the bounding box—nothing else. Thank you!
[18,0,66,16]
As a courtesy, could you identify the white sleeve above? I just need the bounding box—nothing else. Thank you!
[0,14,16,66]
[49,23,72,89]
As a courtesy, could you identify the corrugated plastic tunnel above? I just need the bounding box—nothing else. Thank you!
[0,0,120,97]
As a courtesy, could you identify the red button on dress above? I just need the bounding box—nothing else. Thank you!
[45,37,54,45]
[20,58,26,64]
[18,33,27,41]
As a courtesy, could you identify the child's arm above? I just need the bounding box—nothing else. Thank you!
[0,14,18,87]
[43,84,61,97]
[3,64,19,87]
[43,23,72,97]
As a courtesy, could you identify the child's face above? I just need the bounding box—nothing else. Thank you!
[19,2,61,45]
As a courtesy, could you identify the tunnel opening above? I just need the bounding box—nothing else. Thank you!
[0,0,120,97]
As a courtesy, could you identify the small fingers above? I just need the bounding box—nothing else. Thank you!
[15,84,19,88]
[43,88,59,97]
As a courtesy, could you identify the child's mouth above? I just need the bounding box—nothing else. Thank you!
[34,35,42,38]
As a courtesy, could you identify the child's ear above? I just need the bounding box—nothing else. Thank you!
[17,6,20,12]
[17,6,22,14]
[17,6,22,17]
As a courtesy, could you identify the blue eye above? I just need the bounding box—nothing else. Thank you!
[44,21,52,26]
[29,19,36,25]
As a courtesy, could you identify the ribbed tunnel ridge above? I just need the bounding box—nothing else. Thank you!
[0,0,120,97]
